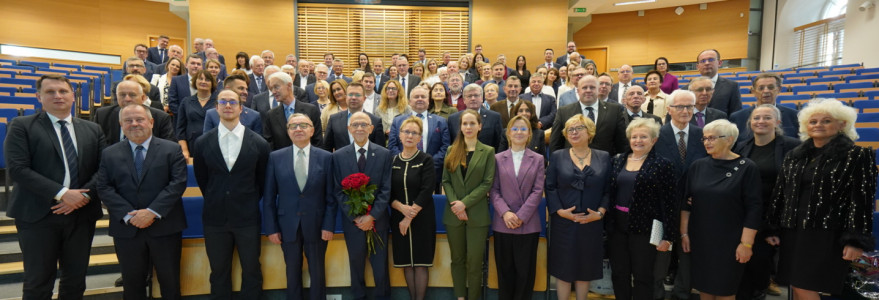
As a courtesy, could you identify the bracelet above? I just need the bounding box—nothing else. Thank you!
[681,233,688,237]
[741,241,753,248]
[597,211,604,217]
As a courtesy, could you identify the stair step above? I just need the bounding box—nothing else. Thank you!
[0,220,110,242]
[0,273,122,299]
[0,253,117,276]
[0,237,115,264]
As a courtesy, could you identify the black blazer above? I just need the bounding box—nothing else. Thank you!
[5,112,106,223]
[293,73,316,89]
[175,95,216,147]
[623,111,663,124]
[193,127,271,227]
[248,73,267,97]
[321,110,385,152]
[93,104,174,144]
[262,100,322,150]
[549,101,629,156]
[607,150,677,241]
[110,80,162,109]
[330,142,393,224]
[608,82,647,103]
[655,123,708,179]
[708,77,742,115]
[733,135,801,172]
[447,108,506,153]
[519,92,557,129]
[96,137,188,238]
[729,105,799,139]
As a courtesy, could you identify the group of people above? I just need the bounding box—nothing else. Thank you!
[6,37,877,300]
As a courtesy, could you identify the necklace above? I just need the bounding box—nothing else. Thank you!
[571,148,591,165]
[630,153,648,161]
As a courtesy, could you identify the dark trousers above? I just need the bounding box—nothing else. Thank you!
[654,241,691,299]
[737,238,774,299]
[494,231,539,300]
[16,213,97,300]
[281,228,329,300]
[204,224,263,300]
[341,216,390,300]
[608,212,657,300]
[114,231,182,300]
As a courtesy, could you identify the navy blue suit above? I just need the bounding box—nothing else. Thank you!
[328,73,353,84]
[655,123,708,181]
[147,47,168,65]
[202,107,263,135]
[264,145,335,300]
[248,73,267,98]
[728,105,799,139]
[386,112,450,178]
[520,92,558,129]
[167,74,192,116]
[321,111,385,152]
[330,142,392,300]
[447,108,506,152]
[175,95,216,155]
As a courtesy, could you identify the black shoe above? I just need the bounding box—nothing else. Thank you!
[664,275,675,286]
[114,276,123,287]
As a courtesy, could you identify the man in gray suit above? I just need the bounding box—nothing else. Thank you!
[697,49,742,115]
[688,76,728,127]
[608,65,646,103]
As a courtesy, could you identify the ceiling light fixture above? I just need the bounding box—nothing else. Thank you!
[614,0,657,6]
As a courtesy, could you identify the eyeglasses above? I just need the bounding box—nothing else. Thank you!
[287,123,312,130]
[401,130,421,136]
[755,85,777,91]
[699,58,717,64]
[598,82,613,86]
[669,105,695,110]
[347,93,362,98]
[349,122,371,128]
[386,87,398,91]
[692,87,714,93]
[509,126,529,132]
[218,100,240,106]
[701,135,727,143]
[566,125,587,134]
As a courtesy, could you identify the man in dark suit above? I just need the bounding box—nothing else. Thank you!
[652,89,708,300]
[538,48,563,71]
[304,64,331,103]
[688,76,728,127]
[620,85,663,124]
[154,45,184,76]
[550,75,629,156]
[262,72,322,150]
[323,82,386,151]
[263,113,335,300]
[96,104,188,300]
[203,47,228,83]
[95,80,174,144]
[6,75,105,299]
[520,73,557,129]
[193,89,270,300]
[448,84,506,152]
[372,59,385,93]
[729,73,799,138]
[204,74,262,134]
[168,54,203,115]
[112,58,161,107]
[295,60,316,91]
[608,65,647,103]
[556,41,588,66]
[387,86,450,183]
[330,112,393,300]
[249,66,280,112]
[248,57,268,97]
[489,76,523,127]
[698,49,742,115]
[328,59,353,83]
[147,35,170,65]
[395,56,421,97]
[199,39,226,65]
[132,44,158,79]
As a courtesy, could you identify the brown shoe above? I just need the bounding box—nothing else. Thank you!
[766,282,782,296]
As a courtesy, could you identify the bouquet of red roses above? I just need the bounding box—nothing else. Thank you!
[341,173,383,254]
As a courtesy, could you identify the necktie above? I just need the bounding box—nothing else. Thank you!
[58,120,79,188]
[295,149,307,191]
[416,113,424,150]
[357,148,367,172]
[271,95,278,108]
[647,99,654,114]
[623,84,629,100]
[257,76,264,93]
[135,145,145,179]
[401,76,406,91]
[546,63,551,69]
[677,131,687,162]
[160,49,165,62]
[695,112,705,127]
[285,106,294,121]
[585,107,595,122]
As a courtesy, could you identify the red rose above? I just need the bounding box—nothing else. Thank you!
[342,173,371,190]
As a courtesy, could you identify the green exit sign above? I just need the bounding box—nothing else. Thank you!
[574,7,587,13]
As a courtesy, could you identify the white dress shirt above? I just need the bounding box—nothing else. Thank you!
[579,101,600,123]
[672,122,690,149]
[412,111,430,149]
[48,113,77,200]
[218,122,245,171]
[294,143,311,174]
[355,141,370,161]
[187,74,197,97]
[528,93,543,117]
[511,149,525,176]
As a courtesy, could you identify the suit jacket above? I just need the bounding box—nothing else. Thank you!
[556,53,586,66]
[110,80,162,109]
[519,93,557,129]
[263,145,335,243]
[330,142,392,223]
[96,137,188,238]
[396,74,421,97]
[441,142,496,227]
[690,107,728,127]
[203,107,263,135]
[198,52,226,65]
[708,77,743,115]
[733,135,801,172]
[193,127,270,227]
[250,91,273,117]
[606,150,677,240]
[655,123,708,180]
[448,108,506,153]
[147,46,168,65]
[608,82,647,103]
[92,104,174,144]
[175,95,216,146]
[549,101,629,155]
[5,113,105,222]
[623,110,663,124]
[248,73,268,97]
[293,73,316,90]
[537,62,563,71]
[489,149,545,234]
[321,110,385,152]
[168,74,192,115]
[262,100,322,150]
[386,112,450,173]
[489,99,517,128]
[557,90,579,107]
[304,82,323,103]
[729,105,799,139]
[328,73,352,84]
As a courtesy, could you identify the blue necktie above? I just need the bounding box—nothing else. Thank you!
[416,113,424,150]
[357,148,367,172]
[135,145,145,178]
[57,120,79,188]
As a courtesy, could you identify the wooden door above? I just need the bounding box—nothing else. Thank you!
[580,47,607,74]
[148,35,187,55]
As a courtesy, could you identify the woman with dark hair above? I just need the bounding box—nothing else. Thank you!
[233,51,251,75]
[177,69,217,159]
[514,55,531,87]
[547,68,561,97]
[443,109,495,300]
[510,100,545,158]
[471,53,486,75]
[654,57,678,94]
[643,70,669,120]
[355,52,372,74]
[320,79,348,136]
[428,82,457,119]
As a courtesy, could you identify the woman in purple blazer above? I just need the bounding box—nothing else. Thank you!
[489,115,546,300]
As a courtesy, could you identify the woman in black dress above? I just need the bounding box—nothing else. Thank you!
[767,99,877,299]
[546,114,610,300]
[680,119,762,300]
[732,104,800,299]
[176,69,217,159]
[389,116,436,300]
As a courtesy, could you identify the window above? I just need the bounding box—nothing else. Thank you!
[822,0,847,19]
[791,14,845,68]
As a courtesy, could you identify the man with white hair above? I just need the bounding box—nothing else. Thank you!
[251,65,284,115]
[305,64,331,103]
[285,54,297,67]
[193,38,205,54]
[608,64,645,103]
[262,71,322,150]
[248,57,267,96]
[261,50,275,66]
[295,59,315,91]
[155,45,184,75]
[199,39,226,65]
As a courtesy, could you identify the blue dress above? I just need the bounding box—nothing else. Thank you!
[546,148,611,282]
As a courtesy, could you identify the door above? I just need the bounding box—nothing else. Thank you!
[148,35,187,55]
[580,47,607,74]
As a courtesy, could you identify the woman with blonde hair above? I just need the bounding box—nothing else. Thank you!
[313,80,331,111]
[151,57,183,111]
[376,80,411,135]
[320,79,348,136]
[422,58,439,84]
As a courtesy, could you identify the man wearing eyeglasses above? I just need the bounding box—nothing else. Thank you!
[550,75,628,155]
[113,56,161,106]
[387,86,450,191]
[323,82,386,151]
[653,89,708,300]
[728,73,799,138]
[203,74,263,134]
[697,49,742,114]
[192,89,271,300]
[608,64,646,103]
[686,76,728,128]
[263,72,322,150]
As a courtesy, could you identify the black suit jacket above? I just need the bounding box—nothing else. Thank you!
[447,108,506,153]
[556,54,586,66]
[5,112,106,222]
[608,82,647,103]
[536,62,563,71]
[198,52,226,65]
[689,107,728,127]
[733,135,801,171]
[708,77,742,115]
[193,127,271,227]
[248,73,267,97]
[96,137,188,238]
[92,104,174,144]
[398,74,421,97]
[262,100,322,150]
[321,111,385,152]
[549,101,629,155]
[293,73,316,90]
[520,92,558,129]
[623,110,663,124]
[147,47,168,65]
